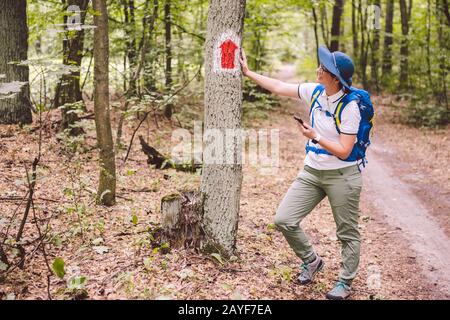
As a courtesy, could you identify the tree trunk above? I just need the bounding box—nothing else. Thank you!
[382,0,394,76]
[358,0,368,88]
[426,0,433,86]
[320,3,330,47]
[330,0,344,51]
[57,0,89,135]
[311,5,320,65]
[201,0,246,257]
[0,0,32,125]
[144,0,159,92]
[437,0,449,110]
[164,0,173,119]
[93,0,116,206]
[370,0,380,93]
[161,191,205,249]
[123,0,137,96]
[399,0,412,89]
[441,0,450,26]
[351,0,359,75]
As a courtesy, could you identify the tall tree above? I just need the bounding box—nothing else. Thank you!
[201,0,246,257]
[143,0,159,92]
[164,0,173,119]
[56,0,90,135]
[382,0,394,77]
[123,0,137,95]
[399,0,412,89]
[0,0,32,124]
[330,0,344,51]
[370,0,381,93]
[351,0,359,73]
[93,0,116,206]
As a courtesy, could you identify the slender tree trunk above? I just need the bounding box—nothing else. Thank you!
[399,0,412,89]
[312,5,320,65]
[93,0,116,206]
[351,0,359,75]
[144,0,159,92]
[330,0,344,51]
[320,3,330,47]
[201,0,246,257]
[358,0,368,88]
[57,0,89,135]
[426,0,433,86]
[437,0,449,110]
[0,0,32,124]
[164,0,173,119]
[382,0,394,77]
[441,0,450,26]
[123,0,137,95]
[370,0,380,93]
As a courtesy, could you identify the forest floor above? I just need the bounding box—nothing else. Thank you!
[0,65,449,300]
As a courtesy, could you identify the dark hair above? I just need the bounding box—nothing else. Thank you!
[337,81,351,93]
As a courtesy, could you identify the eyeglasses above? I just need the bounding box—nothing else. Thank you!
[319,64,336,78]
[319,64,330,73]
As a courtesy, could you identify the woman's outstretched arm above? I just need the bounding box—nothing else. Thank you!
[239,50,299,98]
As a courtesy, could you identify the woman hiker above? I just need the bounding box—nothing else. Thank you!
[240,45,363,300]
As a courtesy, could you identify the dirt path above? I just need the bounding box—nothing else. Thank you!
[275,63,450,299]
[364,142,450,297]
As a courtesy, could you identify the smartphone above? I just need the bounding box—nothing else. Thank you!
[293,115,306,127]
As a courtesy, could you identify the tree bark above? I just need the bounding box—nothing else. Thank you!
[370,0,380,93]
[201,0,246,257]
[399,0,412,89]
[330,0,344,51]
[93,0,116,206]
[311,5,320,65]
[123,0,137,95]
[320,3,330,47]
[161,191,205,249]
[382,0,394,76]
[144,0,159,92]
[164,0,173,119]
[56,0,89,135]
[351,0,359,74]
[0,0,32,124]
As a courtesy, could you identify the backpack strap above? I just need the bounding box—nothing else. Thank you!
[309,84,324,116]
[305,84,330,156]
[333,92,360,134]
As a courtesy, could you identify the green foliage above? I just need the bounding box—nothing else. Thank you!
[401,98,449,128]
[52,257,66,279]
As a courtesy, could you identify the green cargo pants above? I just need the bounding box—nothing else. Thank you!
[274,164,362,285]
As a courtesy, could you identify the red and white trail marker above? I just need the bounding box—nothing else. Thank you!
[213,31,240,74]
[220,39,238,69]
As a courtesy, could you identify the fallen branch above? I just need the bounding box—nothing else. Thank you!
[138,135,201,173]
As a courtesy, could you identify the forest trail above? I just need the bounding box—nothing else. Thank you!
[275,63,450,298]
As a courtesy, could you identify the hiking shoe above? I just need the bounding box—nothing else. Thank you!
[325,281,352,300]
[298,254,324,285]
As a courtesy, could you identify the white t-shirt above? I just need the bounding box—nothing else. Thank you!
[298,83,361,170]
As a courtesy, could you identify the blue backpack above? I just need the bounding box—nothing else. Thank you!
[305,84,375,167]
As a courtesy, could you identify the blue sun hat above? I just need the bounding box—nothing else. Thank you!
[318,45,354,90]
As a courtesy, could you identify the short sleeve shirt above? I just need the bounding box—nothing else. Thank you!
[298,83,361,170]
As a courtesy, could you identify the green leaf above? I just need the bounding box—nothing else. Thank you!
[126,169,137,176]
[52,257,66,279]
[210,253,224,265]
[131,214,138,226]
[0,261,8,271]
[267,223,276,231]
[67,275,87,290]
